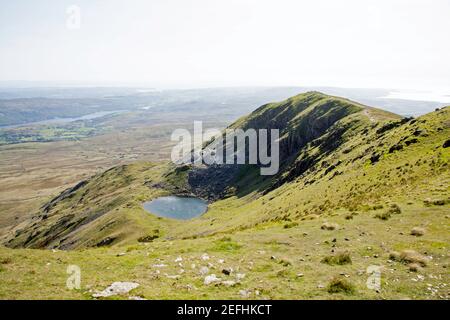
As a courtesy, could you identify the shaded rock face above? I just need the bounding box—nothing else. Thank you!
[242,96,362,161]
[96,237,116,247]
[188,164,240,201]
[41,180,88,213]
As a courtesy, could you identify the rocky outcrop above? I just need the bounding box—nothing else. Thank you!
[186,92,365,198]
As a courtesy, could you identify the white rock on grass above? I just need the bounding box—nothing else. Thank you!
[152,263,167,268]
[129,296,146,300]
[199,266,209,275]
[221,280,237,287]
[204,274,221,285]
[201,253,210,261]
[93,282,139,298]
[175,256,183,262]
[236,273,246,280]
[239,289,251,298]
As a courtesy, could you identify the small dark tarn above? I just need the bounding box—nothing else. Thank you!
[143,196,207,220]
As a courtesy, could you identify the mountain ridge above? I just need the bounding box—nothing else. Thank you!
[2,92,449,250]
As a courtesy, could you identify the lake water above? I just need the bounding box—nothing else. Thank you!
[143,196,207,220]
[1,110,127,129]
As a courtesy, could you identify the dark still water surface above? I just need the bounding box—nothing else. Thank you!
[143,196,207,220]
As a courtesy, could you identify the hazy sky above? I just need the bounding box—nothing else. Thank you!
[1,0,449,90]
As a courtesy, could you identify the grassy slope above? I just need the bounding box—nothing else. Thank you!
[3,162,172,249]
[0,94,448,299]
[0,198,448,299]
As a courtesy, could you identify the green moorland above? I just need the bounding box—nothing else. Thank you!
[0,123,102,145]
[0,92,449,299]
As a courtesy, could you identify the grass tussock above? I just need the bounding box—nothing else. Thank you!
[137,229,160,243]
[345,212,358,220]
[374,212,391,220]
[283,222,298,229]
[0,257,12,264]
[410,227,426,237]
[375,203,402,220]
[277,258,292,267]
[387,203,402,214]
[327,277,356,294]
[389,250,428,267]
[321,252,352,265]
[424,198,450,206]
[321,222,339,231]
[408,263,423,272]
